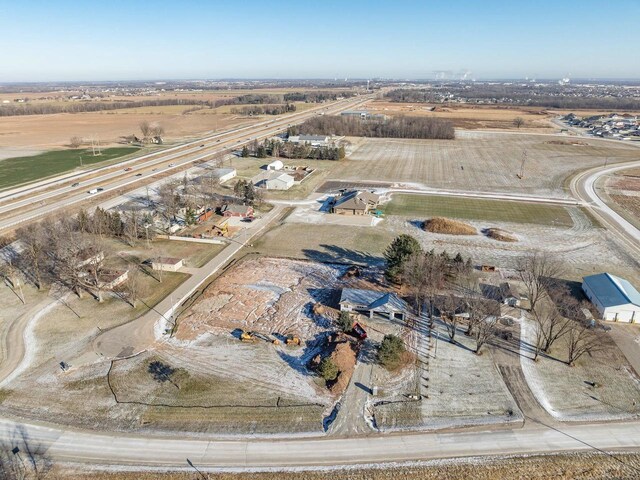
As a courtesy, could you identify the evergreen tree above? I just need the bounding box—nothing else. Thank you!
[384,234,422,282]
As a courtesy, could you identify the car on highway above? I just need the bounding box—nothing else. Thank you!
[124,167,133,171]
[135,173,143,176]
[168,163,176,167]
[71,182,80,187]
[200,144,205,147]
[88,187,104,195]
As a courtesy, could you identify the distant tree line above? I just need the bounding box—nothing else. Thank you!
[384,87,640,110]
[0,98,213,117]
[294,115,455,140]
[230,104,296,115]
[283,91,358,102]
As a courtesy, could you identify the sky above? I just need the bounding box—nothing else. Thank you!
[1,0,639,82]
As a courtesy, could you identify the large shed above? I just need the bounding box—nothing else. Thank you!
[582,273,640,323]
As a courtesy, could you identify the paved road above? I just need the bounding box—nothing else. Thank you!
[0,96,370,232]
[1,416,639,470]
[570,160,640,257]
[85,204,285,362]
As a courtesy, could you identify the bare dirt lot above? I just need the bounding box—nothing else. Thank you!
[329,133,639,198]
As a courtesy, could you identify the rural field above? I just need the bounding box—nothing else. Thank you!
[384,194,574,226]
[602,167,640,229]
[0,146,140,190]
[327,132,639,198]
[369,101,556,131]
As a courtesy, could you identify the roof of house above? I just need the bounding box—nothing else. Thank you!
[222,204,252,214]
[153,257,183,265]
[583,273,640,308]
[213,168,236,178]
[333,190,380,210]
[298,134,329,142]
[267,160,284,168]
[339,288,407,312]
[266,173,294,184]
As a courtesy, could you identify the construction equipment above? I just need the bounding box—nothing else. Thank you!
[286,334,302,346]
[240,330,256,342]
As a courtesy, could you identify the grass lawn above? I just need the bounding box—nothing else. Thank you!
[384,194,574,227]
[251,223,394,265]
[0,146,140,190]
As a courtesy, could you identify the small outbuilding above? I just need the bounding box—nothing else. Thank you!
[582,273,640,323]
[267,160,284,171]
[151,257,184,272]
[213,168,237,183]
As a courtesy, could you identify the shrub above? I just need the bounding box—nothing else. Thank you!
[378,335,406,370]
[318,357,339,381]
[337,311,353,332]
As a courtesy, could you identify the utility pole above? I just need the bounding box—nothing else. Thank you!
[79,154,83,167]
[518,150,527,179]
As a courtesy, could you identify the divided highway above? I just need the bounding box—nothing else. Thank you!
[0,95,370,232]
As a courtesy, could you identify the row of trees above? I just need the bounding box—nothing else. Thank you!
[242,139,345,160]
[0,98,210,117]
[3,217,144,305]
[384,86,640,110]
[230,104,296,116]
[296,115,455,140]
[382,235,600,363]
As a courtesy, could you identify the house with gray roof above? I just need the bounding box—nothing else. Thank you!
[582,273,640,323]
[331,190,380,215]
[339,288,408,320]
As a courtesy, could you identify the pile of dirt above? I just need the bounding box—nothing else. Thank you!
[423,217,477,235]
[309,332,358,395]
[483,227,518,242]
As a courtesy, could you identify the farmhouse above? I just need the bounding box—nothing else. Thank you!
[265,173,294,190]
[151,257,184,272]
[331,190,380,215]
[339,288,408,321]
[267,160,284,171]
[220,204,254,218]
[75,248,105,268]
[582,273,640,323]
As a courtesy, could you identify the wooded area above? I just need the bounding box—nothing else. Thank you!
[294,115,455,140]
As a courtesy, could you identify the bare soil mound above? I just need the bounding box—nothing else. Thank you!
[423,217,477,235]
[484,227,518,242]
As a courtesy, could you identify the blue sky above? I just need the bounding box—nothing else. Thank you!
[1,0,638,82]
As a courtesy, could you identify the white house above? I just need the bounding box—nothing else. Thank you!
[151,257,184,272]
[265,173,294,190]
[267,160,284,171]
[213,168,237,183]
[582,273,640,323]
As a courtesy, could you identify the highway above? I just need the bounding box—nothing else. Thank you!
[0,95,370,232]
[1,416,639,470]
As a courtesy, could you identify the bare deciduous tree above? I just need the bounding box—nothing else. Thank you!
[474,315,498,355]
[139,121,151,141]
[513,117,525,129]
[69,136,83,148]
[15,222,48,290]
[565,322,601,366]
[436,294,461,343]
[517,252,564,313]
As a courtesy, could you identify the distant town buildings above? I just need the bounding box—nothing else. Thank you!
[562,113,639,140]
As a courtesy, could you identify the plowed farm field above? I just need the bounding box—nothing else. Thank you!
[330,132,639,198]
